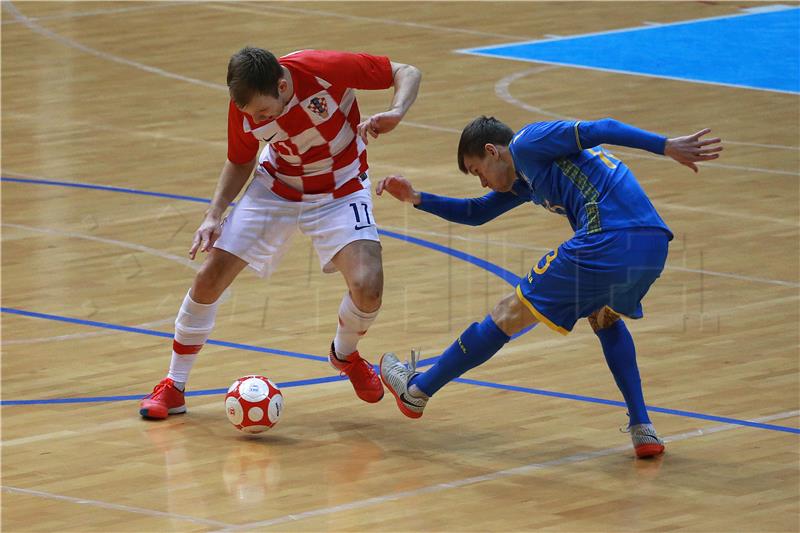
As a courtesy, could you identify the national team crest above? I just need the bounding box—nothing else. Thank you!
[307,97,329,118]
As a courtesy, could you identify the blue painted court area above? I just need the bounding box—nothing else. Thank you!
[459,5,800,94]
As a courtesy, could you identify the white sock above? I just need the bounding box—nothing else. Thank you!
[333,291,379,359]
[167,290,219,386]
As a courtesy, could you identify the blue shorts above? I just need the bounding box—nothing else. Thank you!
[516,228,670,335]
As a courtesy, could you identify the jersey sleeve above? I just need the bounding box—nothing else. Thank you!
[227,100,259,165]
[511,119,667,161]
[415,190,526,226]
[577,118,667,155]
[283,50,393,90]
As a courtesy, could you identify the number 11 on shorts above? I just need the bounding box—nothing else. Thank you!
[350,202,373,230]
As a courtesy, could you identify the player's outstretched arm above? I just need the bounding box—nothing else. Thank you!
[357,62,422,144]
[664,129,723,173]
[376,175,526,226]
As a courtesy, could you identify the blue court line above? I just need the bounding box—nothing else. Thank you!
[0,176,523,284]
[0,307,327,363]
[455,378,800,435]
[378,228,520,286]
[0,176,211,204]
[3,307,799,435]
[1,175,534,343]
[3,176,797,435]
[0,376,347,406]
[458,6,800,94]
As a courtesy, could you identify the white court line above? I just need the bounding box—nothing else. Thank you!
[4,178,797,289]
[1,486,234,529]
[216,1,532,41]
[0,2,189,25]
[494,69,800,155]
[404,117,799,178]
[0,223,230,345]
[7,0,794,155]
[3,110,226,149]
[3,1,222,91]
[217,409,800,531]
[0,317,175,346]
[4,410,796,531]
[4,2,797,280]
[1,401,222,447]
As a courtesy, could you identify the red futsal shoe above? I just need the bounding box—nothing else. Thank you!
[329,342,384,403]
[139,378,186,419]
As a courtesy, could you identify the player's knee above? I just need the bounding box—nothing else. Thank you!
[348,268,383,311]
[490,293,533,336]
[588,307,621,333]
[192,264,226,304]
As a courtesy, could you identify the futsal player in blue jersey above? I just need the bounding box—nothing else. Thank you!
[376,116,722,458]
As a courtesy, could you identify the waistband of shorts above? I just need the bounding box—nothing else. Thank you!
[258,172,368,202]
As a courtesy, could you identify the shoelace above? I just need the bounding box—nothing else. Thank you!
[341,356,378,381]
[406,348,420,375]
[619,412,632,434]
[149,380,169,397]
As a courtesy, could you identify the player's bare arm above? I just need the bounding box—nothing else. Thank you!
[357,61,422,143]
[375,174,422,205]
[189,157,257,259]
[664,128,723,172]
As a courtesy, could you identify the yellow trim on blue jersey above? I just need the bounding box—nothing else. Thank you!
[584,202,602,234]
[573,121,583,151]
[515,285,570,336]
[587,147,618,169]
[556,158,602,233]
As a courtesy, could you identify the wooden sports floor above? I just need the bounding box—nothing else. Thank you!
[2,1,798,531]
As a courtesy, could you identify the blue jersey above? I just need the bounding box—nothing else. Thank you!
[509,119,672,238]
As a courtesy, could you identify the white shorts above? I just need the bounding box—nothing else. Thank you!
[214,177,380,277]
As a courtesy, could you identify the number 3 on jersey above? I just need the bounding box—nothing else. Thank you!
[350,202,373,230]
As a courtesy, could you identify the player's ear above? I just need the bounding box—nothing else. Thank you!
[484,143,498,159]
[277,78,288,94]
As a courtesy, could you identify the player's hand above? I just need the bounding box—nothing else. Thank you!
[189,214,223,260]
[664,129,723,173]
[357,110,403,144]
[376,175,421,205]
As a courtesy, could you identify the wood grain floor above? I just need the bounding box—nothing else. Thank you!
[2,2,798,531]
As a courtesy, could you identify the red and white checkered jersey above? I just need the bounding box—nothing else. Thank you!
[227,50,394,201]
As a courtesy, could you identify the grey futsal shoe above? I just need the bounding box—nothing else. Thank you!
[379,350,427,419]
[629,423,665,458]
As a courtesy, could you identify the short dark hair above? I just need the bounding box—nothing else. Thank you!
[226,47,283,107]
[457,116,515,173]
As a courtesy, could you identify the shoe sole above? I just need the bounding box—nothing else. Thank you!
[139,405,186,419]
[379,353,423,419]
[635,443,665,458]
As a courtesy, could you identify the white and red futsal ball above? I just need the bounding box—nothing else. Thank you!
[225,375,283,433]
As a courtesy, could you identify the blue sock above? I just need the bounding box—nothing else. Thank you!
[410,316,510,397]
[596,320,651,426]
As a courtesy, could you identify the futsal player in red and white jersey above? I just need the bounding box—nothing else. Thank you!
[140,47,422,419]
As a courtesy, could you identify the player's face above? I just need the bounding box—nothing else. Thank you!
[463,145,515,192]
[240,79,290,124]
